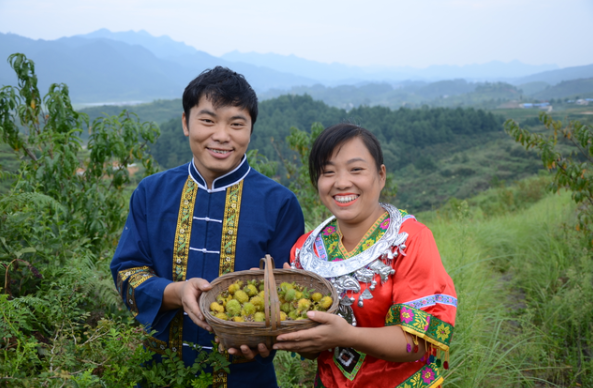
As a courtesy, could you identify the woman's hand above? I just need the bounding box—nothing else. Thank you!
[272,311,354,354]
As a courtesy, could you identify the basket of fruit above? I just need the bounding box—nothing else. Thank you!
[199,254,339,349]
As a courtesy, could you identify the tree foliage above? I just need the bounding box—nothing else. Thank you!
[0,53,226,386]
[505,112,593,241]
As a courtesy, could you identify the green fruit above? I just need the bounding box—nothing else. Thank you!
[242,302,256,316]
[288,311,298,320]
[234,290,249,304]
[254,312,266,322]
[280,302,291,314]
[280,282,293,292]
[225,299,241,317]
[284,288,296,302]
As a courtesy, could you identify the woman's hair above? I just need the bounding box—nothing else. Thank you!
[309,123,384,189]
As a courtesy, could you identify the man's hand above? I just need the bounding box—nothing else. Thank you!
[227,343,272,360]
[162,278,212,332]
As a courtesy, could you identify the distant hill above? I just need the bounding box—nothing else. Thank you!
[222,51,558,82]
[515,64,593,85]
[531,78,593,100]
[75,28,198,59]
[0,33,316,102]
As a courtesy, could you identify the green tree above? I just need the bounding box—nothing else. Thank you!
[0,53,226,387]
[505,112,593,241]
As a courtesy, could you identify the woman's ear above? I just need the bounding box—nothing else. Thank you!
[379,164,387,186]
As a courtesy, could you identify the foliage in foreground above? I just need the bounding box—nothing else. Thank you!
[0,54,227,386]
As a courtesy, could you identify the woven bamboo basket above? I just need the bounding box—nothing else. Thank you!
[199,254,339,349]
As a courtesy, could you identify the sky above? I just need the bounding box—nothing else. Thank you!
[0,0,592,69]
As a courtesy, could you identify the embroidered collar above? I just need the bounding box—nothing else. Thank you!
[188,155,251,193]
[298,203,408,278]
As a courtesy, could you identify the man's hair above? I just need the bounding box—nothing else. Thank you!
[182,66,258,132]
[309,123,384,189]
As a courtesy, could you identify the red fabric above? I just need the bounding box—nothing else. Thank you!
[290,219,457,388]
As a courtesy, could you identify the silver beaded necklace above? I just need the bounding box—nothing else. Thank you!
[293,203,408,325]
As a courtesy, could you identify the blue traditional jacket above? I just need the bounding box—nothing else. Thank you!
[111,157,304,387]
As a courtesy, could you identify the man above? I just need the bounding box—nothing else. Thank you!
[111,67,304,387]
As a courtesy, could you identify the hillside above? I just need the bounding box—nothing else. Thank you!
[80,95,549,211]
[531,77,593,100]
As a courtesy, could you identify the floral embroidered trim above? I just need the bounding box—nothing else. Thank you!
[168,177,198,358]
[397,363,443,388]
[219,181,243,275]
[145,336,168,355]
[172,178,198,282]
[385,304,454,351]
[169,310,184,358]
[314,363,443,388]
[117,266,156,317]
[404,294,458,309]
[337,211,389,258]
[116,266,152,299]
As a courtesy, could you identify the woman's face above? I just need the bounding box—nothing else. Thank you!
[317,137,386,226]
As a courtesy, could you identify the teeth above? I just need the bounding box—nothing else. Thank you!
[334,195,358,203]
[210,149,230,154]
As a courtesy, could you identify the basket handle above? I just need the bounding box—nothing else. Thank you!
[260,254,281,331]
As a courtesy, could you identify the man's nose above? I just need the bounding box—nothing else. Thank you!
[210,124,231,142]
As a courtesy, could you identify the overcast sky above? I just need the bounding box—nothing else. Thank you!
[0,0,591,69]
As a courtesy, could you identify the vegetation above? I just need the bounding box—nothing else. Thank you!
[0,54,228,387]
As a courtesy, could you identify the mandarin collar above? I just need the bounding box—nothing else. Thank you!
[188,155,251,193]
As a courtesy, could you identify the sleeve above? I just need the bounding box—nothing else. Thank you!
[384,222,457,353]
[267,192,305,268]
[110,184,177,333]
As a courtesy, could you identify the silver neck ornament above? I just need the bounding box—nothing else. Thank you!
[293,204,409,325]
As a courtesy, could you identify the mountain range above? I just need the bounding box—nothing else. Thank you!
[1,29,591,103]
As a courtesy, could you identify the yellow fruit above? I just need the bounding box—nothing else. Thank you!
[214,312,229,320]
[259,290,265,298]
[319,296,333,310]
[297,298,311,314]
[250,296,264,312]
[254,312,266,322]
[232,316,245,322]
[311,292,323,302]
[295,291,303,299]
[210,302,224,314]
[228,283,239,295]
[279,311,287,321]
[234,290,249,304]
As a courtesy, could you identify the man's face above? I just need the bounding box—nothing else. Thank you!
[182,96,251,187]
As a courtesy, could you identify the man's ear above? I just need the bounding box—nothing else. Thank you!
[182,112,189,137]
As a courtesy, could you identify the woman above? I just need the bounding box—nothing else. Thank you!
[273,123,457,388]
